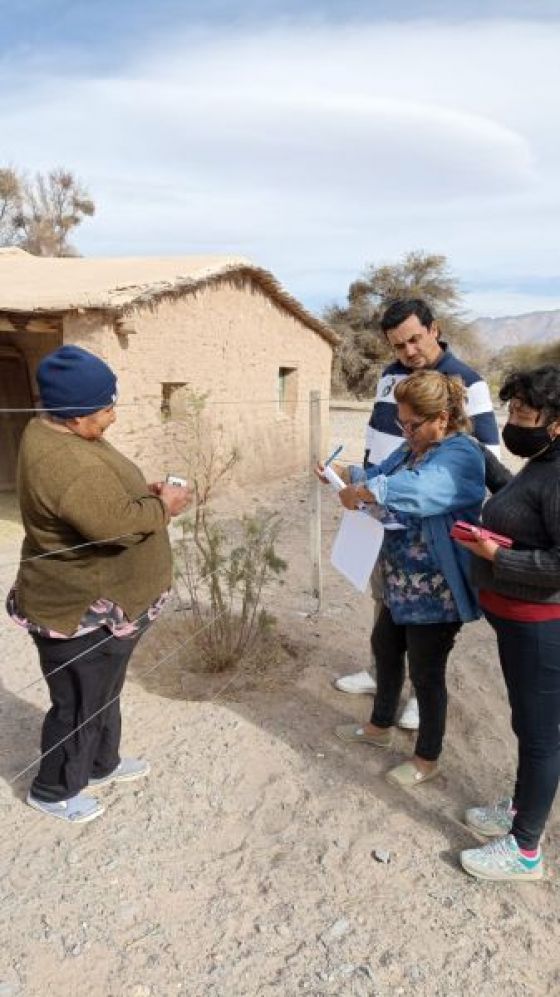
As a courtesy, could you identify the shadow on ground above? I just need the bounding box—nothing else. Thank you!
[0,491,24,552]
[128,610,509,865]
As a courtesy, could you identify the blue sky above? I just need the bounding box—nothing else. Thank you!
[2,1,560,318]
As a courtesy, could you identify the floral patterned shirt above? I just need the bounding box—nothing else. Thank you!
[6,587,171,640]
[381,514,459,625]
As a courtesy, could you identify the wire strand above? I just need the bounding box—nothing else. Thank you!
[1,543,232,699]
[0,395,337,414]
[9,600,251,786]
[0,467,344,571]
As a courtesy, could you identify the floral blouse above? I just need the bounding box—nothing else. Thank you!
[381,514,459,625]
[6,587,171,640]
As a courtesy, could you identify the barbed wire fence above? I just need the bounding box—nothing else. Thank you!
[0,389,364,792]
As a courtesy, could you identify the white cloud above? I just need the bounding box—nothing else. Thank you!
[1,18,560,316]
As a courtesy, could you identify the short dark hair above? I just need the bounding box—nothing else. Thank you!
[499,365,560,421]
[380,298,435,334]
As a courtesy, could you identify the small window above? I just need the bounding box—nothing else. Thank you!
[278,367,298,417]
[161,382,187,420]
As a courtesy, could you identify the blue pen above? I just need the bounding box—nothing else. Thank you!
[324,444,343,467]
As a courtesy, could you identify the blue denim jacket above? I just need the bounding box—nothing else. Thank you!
[350,434,485,623]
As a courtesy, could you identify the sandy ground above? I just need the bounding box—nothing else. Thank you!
[0,407,558,997]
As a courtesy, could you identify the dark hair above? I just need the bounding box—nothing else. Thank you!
[499,365,560,421]
[380,298,435,334]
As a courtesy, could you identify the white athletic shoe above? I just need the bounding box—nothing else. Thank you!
[333,670,377,695]
[398,697,420,731]
[460,834,543,882]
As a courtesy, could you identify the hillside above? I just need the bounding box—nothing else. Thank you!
[474,309,560,351]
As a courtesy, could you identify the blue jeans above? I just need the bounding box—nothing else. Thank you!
[486,612,560,850]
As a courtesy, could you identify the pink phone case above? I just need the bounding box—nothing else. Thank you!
[450,520,513,548]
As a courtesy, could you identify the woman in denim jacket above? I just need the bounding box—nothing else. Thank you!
[332,370,485,787]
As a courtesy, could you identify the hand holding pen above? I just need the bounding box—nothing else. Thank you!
[314,444,348,484]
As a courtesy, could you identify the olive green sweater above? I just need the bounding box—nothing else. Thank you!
[15,419,172,635]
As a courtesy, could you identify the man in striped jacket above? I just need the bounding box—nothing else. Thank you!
[334,298,500,730]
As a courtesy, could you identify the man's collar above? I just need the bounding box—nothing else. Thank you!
[429,342,448,368]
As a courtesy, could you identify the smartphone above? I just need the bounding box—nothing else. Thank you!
[450,520,513,548]
[166,474,188,488]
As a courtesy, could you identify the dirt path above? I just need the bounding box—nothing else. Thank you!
[0,410,558,997]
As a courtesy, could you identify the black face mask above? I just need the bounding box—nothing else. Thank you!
[502,422,553,458]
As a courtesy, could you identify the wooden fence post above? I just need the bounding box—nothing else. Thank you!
[309,389,322,611]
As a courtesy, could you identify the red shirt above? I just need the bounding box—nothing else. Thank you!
[479,589,560,622]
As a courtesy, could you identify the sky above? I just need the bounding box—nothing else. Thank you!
[2,1,560,319]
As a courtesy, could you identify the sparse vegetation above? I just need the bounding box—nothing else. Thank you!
[487,339,560,395]
[171,389,287,671]
[0,166,94,256]
[325,251,485,397]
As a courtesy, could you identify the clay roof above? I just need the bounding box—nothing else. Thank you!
[0,248,338,346]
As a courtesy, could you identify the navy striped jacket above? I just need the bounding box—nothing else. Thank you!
[364,344,500,467]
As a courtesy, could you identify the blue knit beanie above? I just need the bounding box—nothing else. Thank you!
[37,345,118,418]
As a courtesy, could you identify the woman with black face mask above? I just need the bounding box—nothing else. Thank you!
[453,364,560,884]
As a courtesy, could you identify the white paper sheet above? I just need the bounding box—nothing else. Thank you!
[323,465,346,491]
[330,509,385,592]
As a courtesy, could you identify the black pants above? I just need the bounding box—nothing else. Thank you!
[30,628,140,802]
[486,612,560,851]
[371,605,461,762]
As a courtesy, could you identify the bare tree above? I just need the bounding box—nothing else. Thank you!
[0,166,95,256]
[326,251,485,397]
[0,168,23,247]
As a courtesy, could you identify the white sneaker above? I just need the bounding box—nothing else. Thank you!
[460,834,543,882]
[398,697,419,730]
[333,670,377,695]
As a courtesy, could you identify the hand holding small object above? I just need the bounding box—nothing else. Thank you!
[453,527,499,562]
[339,484,375,510]
[314,461,349,485]
[159,483,194,517]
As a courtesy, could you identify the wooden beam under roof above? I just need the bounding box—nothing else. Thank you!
[0,312,63,334]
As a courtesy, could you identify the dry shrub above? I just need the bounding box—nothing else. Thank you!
[171,389,287,672]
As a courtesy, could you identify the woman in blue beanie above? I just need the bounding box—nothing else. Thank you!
[7,345,192,823]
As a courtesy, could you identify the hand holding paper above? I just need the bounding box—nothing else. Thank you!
[339,484,374,510]
[314,462,349,486]
[322,464,347,492]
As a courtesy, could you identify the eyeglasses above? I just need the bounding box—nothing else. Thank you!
[395,417,429,435]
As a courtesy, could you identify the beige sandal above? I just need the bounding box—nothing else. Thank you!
[335,723,393,748]
[386,761,440,788]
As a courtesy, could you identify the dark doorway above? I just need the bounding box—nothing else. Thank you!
[0,346,33,491]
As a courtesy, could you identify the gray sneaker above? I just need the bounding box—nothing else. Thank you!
[88,757,150,788]
[27,791,104,824]
[465,797,514,837]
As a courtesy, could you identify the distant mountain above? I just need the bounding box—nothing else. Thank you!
[474,310,560,351]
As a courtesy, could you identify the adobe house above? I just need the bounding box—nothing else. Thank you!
[0,249,337,490]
